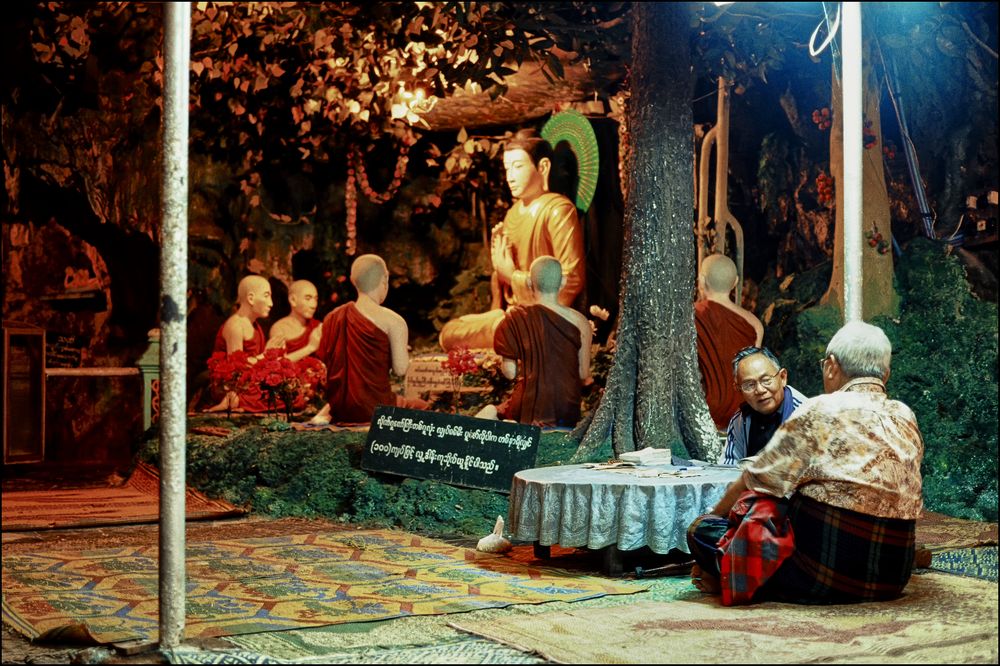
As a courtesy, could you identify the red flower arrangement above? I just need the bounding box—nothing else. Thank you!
[208,349,326,418]
[441,346,478,414]
[442,346,478,377]
[208,350,252,394]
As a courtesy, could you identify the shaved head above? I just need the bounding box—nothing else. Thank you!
[529,255,563,295]
[288,280,316,300]
[701,254,738,294]
[237,275,269,303]
[288,279,318,318]
[350,254,388,293]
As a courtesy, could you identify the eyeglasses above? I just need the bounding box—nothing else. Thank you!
[819,355,831,371]
[738,373,781,393]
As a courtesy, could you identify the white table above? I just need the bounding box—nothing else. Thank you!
[508,462,740,573]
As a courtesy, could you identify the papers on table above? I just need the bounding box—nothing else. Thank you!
[619,447,673,466]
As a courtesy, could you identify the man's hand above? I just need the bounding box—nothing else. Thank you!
[491,232,515,284]
[308,325,322,350]
[265,334,287,351]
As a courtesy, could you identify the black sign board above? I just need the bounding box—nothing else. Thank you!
[45,334,87,368]
[362,405,540,493]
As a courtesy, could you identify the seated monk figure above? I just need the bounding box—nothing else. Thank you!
[310,254,425,425]
[694,254,764,431]
[489,255,592,427]
[207,274,287,413]
[268,279,322,362]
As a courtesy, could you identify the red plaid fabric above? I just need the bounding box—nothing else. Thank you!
[718,489,795,606]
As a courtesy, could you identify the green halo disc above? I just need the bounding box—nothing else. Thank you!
[541,109,600,214]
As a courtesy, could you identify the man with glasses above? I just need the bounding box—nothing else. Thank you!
[718,346,807,465]
[687,321,924,605]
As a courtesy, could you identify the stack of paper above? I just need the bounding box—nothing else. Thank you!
[619,447,672,466]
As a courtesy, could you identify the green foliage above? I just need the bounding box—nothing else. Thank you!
[582,345,615,416]
[24,2,629,178]
[781,303,842,398]
[756,259,834,394]
[873,238,998,522]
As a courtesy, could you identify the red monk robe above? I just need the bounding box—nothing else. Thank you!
[694,300,757,430]
[212,321,272,412]
[493,305,582,427]
[316,302,398,424]
[284,319,320,355]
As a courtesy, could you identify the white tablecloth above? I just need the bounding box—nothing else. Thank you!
[507,463,741,554]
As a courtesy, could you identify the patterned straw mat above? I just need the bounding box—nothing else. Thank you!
[1,529,645,645]
[220,572,695,662]
[449,571,998,664]
[164,636,544,665]
[916,511,998,552]
[1,463,243,531]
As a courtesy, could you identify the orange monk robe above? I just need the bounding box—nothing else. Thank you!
[284,319,320,354]
[212,321,271,412]
[316,302,397,424]
[694,300,757,430]
[494,305,582,427]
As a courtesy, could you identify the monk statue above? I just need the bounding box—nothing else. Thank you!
[694,253,764,431]
[207,274,287,413]
[310,254,425,425]
[439,128,586,351]
[479,255,592,427]
[268,279,322,362]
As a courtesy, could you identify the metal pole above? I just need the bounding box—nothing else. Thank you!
[841,2,863,322]
[159,1,190,650]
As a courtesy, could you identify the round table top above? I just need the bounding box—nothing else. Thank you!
[512,462,740,487]
[508,463,741,554]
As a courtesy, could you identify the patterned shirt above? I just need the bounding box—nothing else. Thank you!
[740,377,924,520]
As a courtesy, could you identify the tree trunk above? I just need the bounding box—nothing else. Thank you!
[821,38,898,319]
[573,2,719,463]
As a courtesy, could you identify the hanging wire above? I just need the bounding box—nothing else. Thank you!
[810,2,842,81]
[874,36,938,237]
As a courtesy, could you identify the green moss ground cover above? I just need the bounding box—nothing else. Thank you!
[140,425,599,538]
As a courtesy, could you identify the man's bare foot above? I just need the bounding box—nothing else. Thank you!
[690,563,721,594]
[308,403,331,426]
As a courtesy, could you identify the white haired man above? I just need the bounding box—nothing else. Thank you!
[687,321,924,605]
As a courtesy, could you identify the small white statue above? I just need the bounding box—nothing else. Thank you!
[476,515,512,553]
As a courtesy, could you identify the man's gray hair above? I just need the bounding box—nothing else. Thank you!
[825,320,892,379]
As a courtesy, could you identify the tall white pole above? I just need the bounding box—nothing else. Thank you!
[159,2,190,650]
[841,2,863,322]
